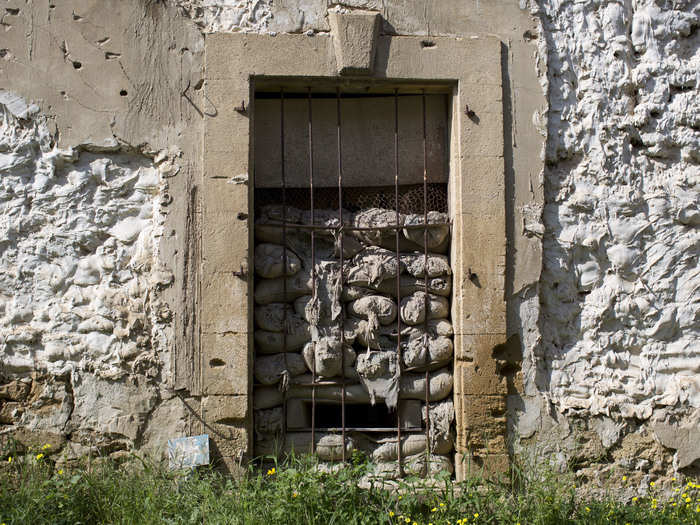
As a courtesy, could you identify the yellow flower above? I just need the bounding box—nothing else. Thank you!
[42,444,51,450]
[474,513,479,519]
[36,453,44,460]
[682,493,688,498]
[404,517,410,523]
[650,481,655,487]
[389,511,394,517]
[439,503,445,508]
[622,476,627,481]
[431,507,438,512]
[7,457,11,463]
[267,467,276,475]
[672,502,677,507]
[672,477,677,482]
[413,522,418,525]
[686,497,692,503]
[292,491,298,498]
[58,469,64,475]
[585,507,590,513]
[632,497,638,503]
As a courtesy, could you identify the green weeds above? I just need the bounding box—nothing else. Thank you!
[0,447,698,524]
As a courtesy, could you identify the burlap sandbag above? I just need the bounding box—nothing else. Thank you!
[302,341,357,379]
[254,352,307,385]
[399,292,449,325]
[367,275,451,298]
[254,243,302,279]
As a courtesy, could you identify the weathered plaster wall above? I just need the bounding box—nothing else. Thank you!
[509,0,700,486]
[0,0,205,463]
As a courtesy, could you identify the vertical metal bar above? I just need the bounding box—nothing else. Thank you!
[393,88,403,477]
[280,88,289,448]
[422,89,431,477]
[336,86,347,463]
[308,87,317,455]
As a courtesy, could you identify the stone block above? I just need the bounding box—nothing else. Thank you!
[201,210,249,273]
[454,339,507,396]
[460,110,504,158]
[201,333,249,396]
[208,424,250,469]
[455,453,509,482]
[460,82,504,117]
[457,156,505,217]
[203,150,247,181]
[329,11,380,75]
[201,394,249,422]
[455,395,507,454]
[201,272,249,334]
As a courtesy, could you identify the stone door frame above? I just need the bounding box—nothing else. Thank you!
[198,24,507,479]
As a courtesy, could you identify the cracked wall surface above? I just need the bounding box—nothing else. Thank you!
[1,0,697,488]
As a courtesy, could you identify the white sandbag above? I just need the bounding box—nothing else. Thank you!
[254,352,307,385]
[254,271,312,304]
[254,243,302,279]
[348,295,398,325]
[401,253,451,278]
[402,335,453,370]
[351,208,403,247]
[369,275,451,298]
[301,338,356,379]
[372,433,454,462]
[403,211,450,250]
[399,292,449,325]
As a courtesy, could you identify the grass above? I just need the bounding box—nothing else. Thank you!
[0,447,699,524]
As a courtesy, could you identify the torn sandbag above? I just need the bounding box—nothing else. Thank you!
[399,292,449,325]
[348,295,398,325]
[423,399,455,453]
[356,349,400,408]
[346,246,403,287]
[254,243,302,279]
[254,353,307,385]
[351,208,404,246]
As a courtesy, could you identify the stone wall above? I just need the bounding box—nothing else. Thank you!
[0,0,698,487]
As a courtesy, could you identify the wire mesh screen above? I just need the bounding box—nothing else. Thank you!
[255,184,448,216]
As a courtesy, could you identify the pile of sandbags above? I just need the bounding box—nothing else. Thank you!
[252,205,454,473]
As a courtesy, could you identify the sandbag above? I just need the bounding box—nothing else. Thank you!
[301,338,356,379]
[254,407,283,438]
[254,303,295,332]
[254,314,310,353]
[401,253,451,278]
[254,243,302,279]
[348,295,397,325]
[399,292,449,325]
[371,433,454,462]
[254,352,307,385]
[254,271,312,304]
[346,246,402,287]
[351,208,403,247]
[368,275,452,298]
[402,335,453,370]
[256,432,354,462]
[403,211,450,250]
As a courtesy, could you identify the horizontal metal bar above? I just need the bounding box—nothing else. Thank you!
[258,222,451,232]
[290,427,423,433]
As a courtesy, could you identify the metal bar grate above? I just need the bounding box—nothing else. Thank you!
[254,85,451,477]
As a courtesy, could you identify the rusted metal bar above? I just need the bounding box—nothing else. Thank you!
[336,86,347,463]
[308,86,317,455]
[422,88,431,477]
[393,88,403,477]
[257,222,451,232]
[280,87,289,448]
[291,427,423,433]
